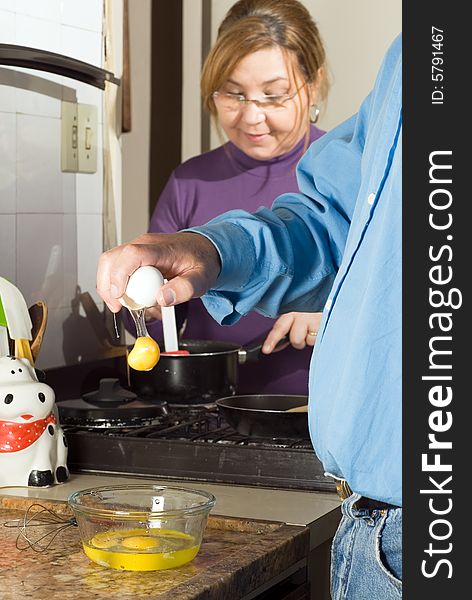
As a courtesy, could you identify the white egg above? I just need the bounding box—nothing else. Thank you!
[119,266,164,310]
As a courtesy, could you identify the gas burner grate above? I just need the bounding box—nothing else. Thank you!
[62,404,334,492]
[63,406,313,448]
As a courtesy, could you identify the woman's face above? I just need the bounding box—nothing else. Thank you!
[214,47,314,161]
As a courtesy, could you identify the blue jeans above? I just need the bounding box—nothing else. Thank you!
[330,493,402,599]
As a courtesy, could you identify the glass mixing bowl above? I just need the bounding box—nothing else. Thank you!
[68,484,216,571]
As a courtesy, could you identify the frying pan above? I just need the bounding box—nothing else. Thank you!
[216,394,309,439]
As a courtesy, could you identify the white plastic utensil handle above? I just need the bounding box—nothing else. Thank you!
[0,277,33,340]
[161,279,179,352]
[0,325,9,357]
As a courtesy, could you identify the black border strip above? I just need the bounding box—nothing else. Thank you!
[403,4,465,596]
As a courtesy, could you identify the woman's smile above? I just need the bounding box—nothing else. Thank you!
[244,131,270,143]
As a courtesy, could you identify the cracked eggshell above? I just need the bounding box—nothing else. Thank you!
[120,267,165,310]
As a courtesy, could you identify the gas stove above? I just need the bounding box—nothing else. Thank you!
[46,358,335,493]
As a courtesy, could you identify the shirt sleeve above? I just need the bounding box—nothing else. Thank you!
[188,95,373,325]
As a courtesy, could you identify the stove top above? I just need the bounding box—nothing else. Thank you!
[63,405,334,492]
[46,358,335,493]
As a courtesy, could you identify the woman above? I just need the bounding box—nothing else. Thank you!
[141,0,328,394]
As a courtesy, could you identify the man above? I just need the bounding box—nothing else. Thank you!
[97,35,402,600]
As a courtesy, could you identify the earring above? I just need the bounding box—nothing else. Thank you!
[309,104,320,124]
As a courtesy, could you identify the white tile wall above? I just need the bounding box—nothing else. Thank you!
[34,306,67,369]
[61,25,102,67]
[14,0,61,23]
[16,213,65,308]
[71,81,103,122]
[0,214,16,282]
[60,24,103,119]
[16,114,63,213]
[62,171,76,214]
[13,12,62,118]
[35,305,73,369]
[0,8,15,43]
[63,213,78,307]
[61,0,103,33]
[76,136,103,214]
[38,303,104,369]
[0,10,17,113]
[77,213,103,305]
[0,1,14,13]
[0,69,17,114]
[0,111,16,213]
[16,13,62,54]
[15,68,63,118]
[1,0,106,369]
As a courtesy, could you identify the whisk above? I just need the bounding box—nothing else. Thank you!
[3,502,77,552]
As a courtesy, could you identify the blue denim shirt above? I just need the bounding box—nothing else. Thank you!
[190,35,402,506]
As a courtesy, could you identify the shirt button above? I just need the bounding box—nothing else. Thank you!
[325,298,332,310]
[367,193,376,205]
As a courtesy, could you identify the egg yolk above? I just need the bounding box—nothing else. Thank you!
[85,528,199,571]
[127,336,160,371]
[121,535,160,550]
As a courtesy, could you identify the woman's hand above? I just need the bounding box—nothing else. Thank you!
[262,312,322,354]
[97,232,221,313]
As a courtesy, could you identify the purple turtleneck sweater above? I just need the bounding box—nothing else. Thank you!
[143,125,324,394]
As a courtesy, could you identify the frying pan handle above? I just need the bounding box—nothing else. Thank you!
[238,334,289,364]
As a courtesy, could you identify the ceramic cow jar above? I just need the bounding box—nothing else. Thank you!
[0,356,69,487]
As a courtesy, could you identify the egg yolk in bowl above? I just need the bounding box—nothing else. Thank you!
[84,528,199,571]
[127,336,160,371]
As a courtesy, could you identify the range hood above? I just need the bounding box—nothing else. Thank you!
[0,44,120,90]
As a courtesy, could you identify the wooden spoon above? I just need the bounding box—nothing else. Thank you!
[15,338,34,365]
[29,301,48,363]
[286,405,308,413]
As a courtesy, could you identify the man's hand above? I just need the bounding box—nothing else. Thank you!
[262,312,322,354]
[97,232,221,313]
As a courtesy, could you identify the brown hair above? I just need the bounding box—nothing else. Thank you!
[201,0,328,124]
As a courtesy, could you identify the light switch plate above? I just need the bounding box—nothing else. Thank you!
[61,101,98,174]
[78,103,98,174]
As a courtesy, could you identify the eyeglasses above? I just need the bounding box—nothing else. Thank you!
[212,87,303,113]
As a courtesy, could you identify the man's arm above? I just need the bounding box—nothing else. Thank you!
[190,105,371,324]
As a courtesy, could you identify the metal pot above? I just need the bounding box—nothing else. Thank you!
[129,337,286,405]
[216,394,309,438]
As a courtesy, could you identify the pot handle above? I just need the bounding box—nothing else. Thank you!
[238,333,289,364]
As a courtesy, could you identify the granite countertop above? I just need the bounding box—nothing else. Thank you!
[0,494,309,600]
